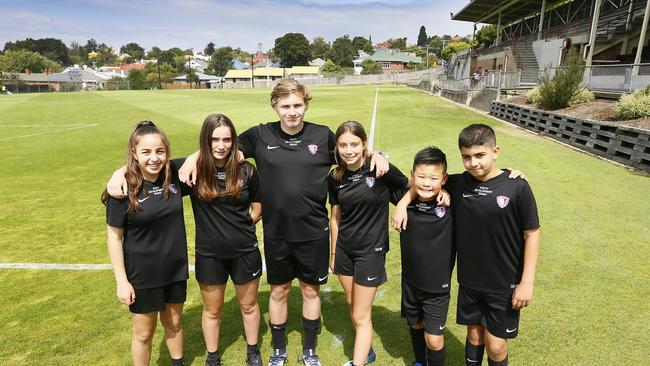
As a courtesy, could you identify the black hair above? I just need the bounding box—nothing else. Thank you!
[458,123,496,149]
[413,146,447,173]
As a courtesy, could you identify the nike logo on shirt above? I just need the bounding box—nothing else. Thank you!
[137,196,150,203]
[267,145,280,150]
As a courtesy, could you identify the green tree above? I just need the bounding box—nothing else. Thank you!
[119,42,145,60]
[204,42,216,56]
[328,35,355,67]
[207,46,234,76]
[274,33,311,67]
[232,48,251,63]
[321,59,341,77]
[68,41,86,65]
[473,25,497,48]
[83,39,98,54]
[4,38,70,65]
[127,69,147,89]
[427,36,444,57]
[441,41,470,61]
[310,36,331,60]
[147,46,163,59]
[185,68,199,86]
[352,36,374,54]
[0,49,63,73]
[96,43,117,67]
[361,59,383,74]
[417,26,428,47]
[388,37,407,50]
[144,62,177,86]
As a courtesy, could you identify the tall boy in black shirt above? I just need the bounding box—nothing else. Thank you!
[393,147,453,366]
[450,124,540,366]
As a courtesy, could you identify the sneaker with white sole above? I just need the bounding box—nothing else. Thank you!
[301,349,321,366]
[268,350,287,366]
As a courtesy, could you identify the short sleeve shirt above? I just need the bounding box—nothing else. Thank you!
[239,121,335,241]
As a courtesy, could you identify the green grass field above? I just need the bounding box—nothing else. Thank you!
[0,85,648,365]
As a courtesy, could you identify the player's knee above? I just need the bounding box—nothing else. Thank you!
[133,327,155,344]
[239,301,259,316]
[301,286,319,302]
[351,308,371,327]
[270,285,290,303]
[411,322,425,330]
[425,334,444,351]
[485,337,507,358]
[161,315,183,334]
[203,305,223,320]
[467,326,484,344]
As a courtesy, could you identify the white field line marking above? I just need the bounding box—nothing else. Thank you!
[367,85,379,152]
[0,124,99,142]
[0,124,98,128]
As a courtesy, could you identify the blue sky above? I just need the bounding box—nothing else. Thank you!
[1,0,474,53]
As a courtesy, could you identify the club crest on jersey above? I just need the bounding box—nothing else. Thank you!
[496,195,510,208]
[308,144,318,155]
[434,206,446,218]
[365,177,375,187]
[168,184,178,194]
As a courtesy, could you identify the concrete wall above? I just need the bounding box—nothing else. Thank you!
[490,101,650,172]
[473,49,517,73]
[533,38,563,70]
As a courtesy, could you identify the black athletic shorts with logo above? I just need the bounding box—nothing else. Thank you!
[129,280,187,314]
[334,247,387,287]
[195,250,263,286]
[401,279,450,335]
[456,286,521,339]
[264,236,329,285]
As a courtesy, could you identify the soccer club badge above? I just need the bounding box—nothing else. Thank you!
[496,195,510,208]
[434,206,446,218]
[169,184,178,194]
[365,177,375,188]
[307,144,318,155]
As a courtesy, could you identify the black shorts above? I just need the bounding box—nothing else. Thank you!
[263,236,329,286]
[195,250,263,286]
[130,280,187,314]
[401,279,450,335]
[334,247,386,287]
[456,286,521,339]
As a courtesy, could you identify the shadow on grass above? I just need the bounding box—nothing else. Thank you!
[321,286,465,366]
[153,284,465,365]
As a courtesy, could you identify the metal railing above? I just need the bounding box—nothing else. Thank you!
[542,63,650,92]
[433,71,522,92]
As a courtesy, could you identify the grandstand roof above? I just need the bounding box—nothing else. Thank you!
[452,0,565,25]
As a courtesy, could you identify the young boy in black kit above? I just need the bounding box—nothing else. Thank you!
[394,124,540,366]
[392,147,453,366]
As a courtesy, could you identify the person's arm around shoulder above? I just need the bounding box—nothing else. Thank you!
[329,204,341,272]
[248,164,262,224]
[107,166,128,198]
[512,228,541,310]
[391,187,418,232]
[368,151,389,178]
[107,225,135,305]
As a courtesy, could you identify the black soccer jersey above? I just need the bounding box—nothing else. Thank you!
[189,161,261,258]
[446,171,540,294]
[106,170,189,289]
[395,189,454,293]
[328,162,408,256]
[239,121,335,241]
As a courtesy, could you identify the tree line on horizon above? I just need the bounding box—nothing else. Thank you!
[0,25,496,87]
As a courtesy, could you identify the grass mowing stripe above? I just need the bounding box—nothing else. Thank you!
[0,124,99,142]
[368,85,380,151]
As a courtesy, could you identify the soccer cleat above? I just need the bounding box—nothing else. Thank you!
[366,346,376,364]
[301,349,322,366]
[268,350,287,366]
[205,352,221,366]
[246,348,262,366]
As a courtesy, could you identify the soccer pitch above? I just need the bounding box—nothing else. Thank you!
[0,85,648,365]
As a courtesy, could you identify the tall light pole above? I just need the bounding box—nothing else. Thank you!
[185,54,194,89]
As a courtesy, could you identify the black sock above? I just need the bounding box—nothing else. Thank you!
[206,350,220,361]
[247,343,259,354]
[270,321,287,353]
[426,346,446,366]
[171,357,184,366]
[465,339,485,365]
[487,354,508,366]
[302,316,321,353]
[409,327,426,364]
